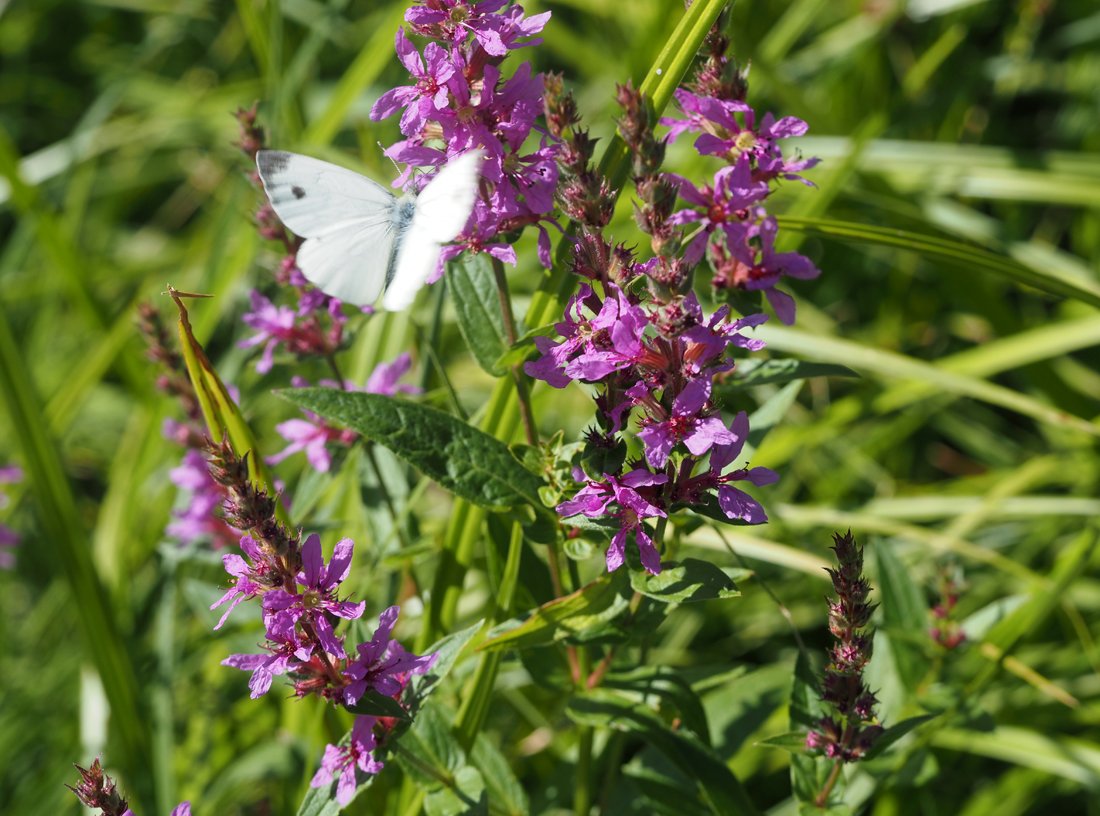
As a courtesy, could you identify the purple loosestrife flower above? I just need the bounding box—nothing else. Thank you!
[662,89,818,184]
[341,605,438,705]
[239,290,342,374]
[263,534,366,659]
[668,155,768,265]
[714,214,821,325]
[558,468,667,574]
[311,716,385,806]
[210,534,272,629]
[635,376,736,470]
[404,0,550,55]
[223,625,312,699]
[372,30,456,136]
[675,411,778,523]
[0,464,22,569]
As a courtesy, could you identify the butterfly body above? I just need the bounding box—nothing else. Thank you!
[255,150,482,310]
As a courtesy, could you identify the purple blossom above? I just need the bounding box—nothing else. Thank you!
[223,625,312,698]
[662,89,818,184]
[210,534,270,629]
[370,30,456,135]
[405,0,550,55]
[705,411,778,523]
[239,289,340,373]
[372,3,561,279]
[340,605,438,706]
[171,804,192,816]
[559,469,668,575]
[310,716,384,806]
[635,377,736,470]
[167,450,238,549]
[716,214,821,325]
[263,534,366,658]
[669,156,768,265]
[524,283,647,387]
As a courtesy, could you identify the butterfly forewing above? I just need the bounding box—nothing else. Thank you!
[256,151,397,237]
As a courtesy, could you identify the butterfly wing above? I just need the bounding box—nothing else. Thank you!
[256,150,398,305]
[382,150,484,311]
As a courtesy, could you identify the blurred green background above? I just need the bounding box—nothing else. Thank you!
[1,0,1099,814]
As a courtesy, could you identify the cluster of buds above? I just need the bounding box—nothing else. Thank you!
[371,0,560,271]
[68,759,190,816]
[203,440,436,805]
[805,531,882,762]
[930,568,966,650]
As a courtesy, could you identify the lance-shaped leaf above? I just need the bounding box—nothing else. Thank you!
[168,288,290,526]
[281,388,546,512]
[449,254,510,377]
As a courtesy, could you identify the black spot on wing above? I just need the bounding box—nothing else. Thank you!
[291,185,306,200]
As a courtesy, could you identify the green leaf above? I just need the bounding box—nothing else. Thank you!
[602,665,713,743]
[863,714,936,760]
[630,557,741,604]
[281,388,546,511]
[409,619,485,707]
[744,379,804,460]
[789,651,832,805]
[347,689,411,720]
[721,358,858,391]
[449,254,509,376]
[424,766,487,816]
[493,323,557,370]
[873,541,931,691]
[479,570,632,652]
[566,689,761,816]
[757,731,811,753]
[776,215,1100,310]
[930,726,1100,788]
[469,734,529,816]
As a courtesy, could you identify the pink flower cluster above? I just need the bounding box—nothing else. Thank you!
[214,534,435,803]
[371,0,559,273]
[0,464,22,569]
[527,280,777,575]
[663,86,821,324]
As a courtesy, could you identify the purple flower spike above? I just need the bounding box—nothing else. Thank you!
[310,716,384,806]
[263,534,365,658]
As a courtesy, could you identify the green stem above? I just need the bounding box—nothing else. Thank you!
[491,257,539,445]
[574,721,594,816]
[454,522,525,748]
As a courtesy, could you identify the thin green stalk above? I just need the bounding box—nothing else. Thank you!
[454,521,525,748]
[492,257,538,445]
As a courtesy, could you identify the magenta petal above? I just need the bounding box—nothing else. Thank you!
[673,377,711,417]
[635,528,662,575]
[717,486,768,524]
[766,288,797,325]
[606,529,627,572]
[300,533,323,587]
[684,415,735,456]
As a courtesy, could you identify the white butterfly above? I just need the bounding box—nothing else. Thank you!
[255,149,483,311]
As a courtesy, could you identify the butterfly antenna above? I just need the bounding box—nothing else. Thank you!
[378,142,403,176]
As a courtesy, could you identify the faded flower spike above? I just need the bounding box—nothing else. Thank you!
[806,531,882,771]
